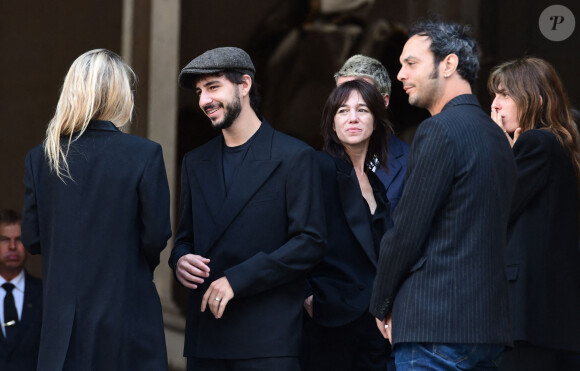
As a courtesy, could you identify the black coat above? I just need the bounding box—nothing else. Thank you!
[0,272,42,371]
[371,95,517,345]
[22,120,171,370]
[506,129,580,351]
[309,152,388,327]
[169,120,326,360]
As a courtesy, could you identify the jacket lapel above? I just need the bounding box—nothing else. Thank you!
[3,274,37,353]
[335,159,377,265]
[191,136,227,225]
[382,135,405,191]
[203,121,281,251]
[0,327,7,355]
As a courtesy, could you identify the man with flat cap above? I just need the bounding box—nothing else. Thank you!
[169,46,326,370]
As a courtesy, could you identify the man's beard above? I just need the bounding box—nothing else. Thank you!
[429,65,439,79]
[409,66,442,111]
[206,89,242,130]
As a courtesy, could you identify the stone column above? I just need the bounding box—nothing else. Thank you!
[122,0,186,369]
[148,0,185,370]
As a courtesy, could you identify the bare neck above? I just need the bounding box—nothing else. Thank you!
[345,145,368,174]
[429,77,473,115]
[0,268,22,282]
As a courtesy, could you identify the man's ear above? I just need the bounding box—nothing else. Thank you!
[383,93,390,109]
[240,74,252,97]
[442,54,458,78]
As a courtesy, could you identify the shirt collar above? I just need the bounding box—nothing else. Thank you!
[0,270,25,294]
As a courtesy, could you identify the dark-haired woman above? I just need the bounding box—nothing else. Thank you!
[302,79,392,370]
[489,56,580,371]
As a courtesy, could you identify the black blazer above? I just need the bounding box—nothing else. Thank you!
[169,120,326,359]
[506,129,580,352]
[0,272,42,371]
[22,120,171,371]
[371,95,517,346]
[309,152,388,327]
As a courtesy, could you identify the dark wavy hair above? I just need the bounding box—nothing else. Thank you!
[409,18,480,85]
[321,79,391,169]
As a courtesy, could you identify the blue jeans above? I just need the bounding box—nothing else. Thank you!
[394,343,503,371]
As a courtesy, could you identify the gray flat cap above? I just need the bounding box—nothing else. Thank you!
[178,47,256,89]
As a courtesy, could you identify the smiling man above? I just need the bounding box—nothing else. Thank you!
[0,209,42,371]
[170,47,326,371]
[370,19,518,370]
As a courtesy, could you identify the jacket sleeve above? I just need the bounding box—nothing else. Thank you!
[21,151,42,255]
[169,156,195,271]
[370,118,455,319]
[138,144,172,272]
[224,146,327,298]
[509,130,551,223]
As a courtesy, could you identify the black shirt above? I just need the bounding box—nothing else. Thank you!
[222,133,257,194]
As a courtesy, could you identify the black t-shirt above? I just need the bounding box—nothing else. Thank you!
[222,134,256,194]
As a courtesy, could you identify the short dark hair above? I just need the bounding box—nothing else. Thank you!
[321,79,391,169]
[409,18,480,85]
[194,71,261,114]
[0,209,21,225]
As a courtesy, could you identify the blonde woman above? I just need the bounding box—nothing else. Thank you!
[489,56,580,371]
[22,49,171,371]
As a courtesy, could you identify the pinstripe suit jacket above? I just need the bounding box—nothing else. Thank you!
[370,94,517,346]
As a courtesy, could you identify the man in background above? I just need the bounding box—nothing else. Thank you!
[0,209,42,371]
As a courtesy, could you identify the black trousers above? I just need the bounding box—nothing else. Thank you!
[499,341,580,371]
[301,312,391,371]
[187,356,300,371]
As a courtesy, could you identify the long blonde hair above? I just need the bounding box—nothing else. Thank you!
[44,49,136,182]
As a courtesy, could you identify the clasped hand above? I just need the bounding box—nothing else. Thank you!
[176,254,234,319]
